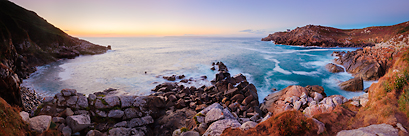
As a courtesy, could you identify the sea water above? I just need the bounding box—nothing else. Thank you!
[22,37,374,101]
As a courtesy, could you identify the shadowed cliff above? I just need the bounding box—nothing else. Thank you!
[0,0,109,107]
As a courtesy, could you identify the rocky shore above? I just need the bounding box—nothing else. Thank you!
[16,61,408,136]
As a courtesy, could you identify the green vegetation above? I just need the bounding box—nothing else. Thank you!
[398,88,409,119]
[180,127,189,132]
[100,98,109,105]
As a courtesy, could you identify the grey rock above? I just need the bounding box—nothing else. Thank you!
[43,96,54,103]
[240,121,258,131]
[52,117,65,123]
[239,118,251,124]
[74,110,89,115]
[77,95,89,108]
[397,123,408,133]
[124,108,142,119]
[19,111,29,123]
[197,123,208,135]
[133,97,146,107]
[205,108,225,123]
[350,100,360,107]
[141,115,154,124]
[293,101,302,110]
[57,124,66,132]
[95,96,120,109]
[203,119,241,136]
[250,113,260,122]
[260,112,272,123]
[29,115,52,133]
[336,124,398,136]
[108,110,124,118]
[66,108,74,116]
[114,121,128,128]
[109,127,134,136]
[62,89,77,96]
[360,98,369,107]
[62,126,72,136]
[120,95,136,108]
[96,110,107,117]
[86,130,105,136]
[181,131,200,136]
[67,96,78,108]
[88,94,96,101]
[313,92,323,102]
[66,114,91,132]
[332,96,344,106]
[128,118,143,128]
[312,118,325,134]
[199,103,223,115]
[222,108,236,119]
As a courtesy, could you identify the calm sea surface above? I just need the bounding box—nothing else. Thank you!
[22,37,374,101]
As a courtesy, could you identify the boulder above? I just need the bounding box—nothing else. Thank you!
[62,126,72,136]
[76,95,89,109]
[260,85,308,113]
[203,119,241,136]
[124,108,142,119]
[109,127,142,136]
[86,130,105,136]
[95,96,120,109]
[205,108,225,123]
[29,115,52,133]
[325,63,344,73]
[128,118,143,128]
[119,95,136,108]
[114,121,128,128]
[181,131,200,136]
[108,110,124,118]
[240,121,258,131]
[96,110,107,117]
[61,89,77,96]
[19,111,29,122]
[232,73,246,83]
[336,124,398,136]
[66,114,91,132]
[339,77,363,91]
[52,117,65,123]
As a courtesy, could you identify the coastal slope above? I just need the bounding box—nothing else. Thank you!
[0,1,109,106]
[262,21,409,47]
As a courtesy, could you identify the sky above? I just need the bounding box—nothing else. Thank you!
[9,0,409,37]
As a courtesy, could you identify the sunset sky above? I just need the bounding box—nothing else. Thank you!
[9,0,409,37]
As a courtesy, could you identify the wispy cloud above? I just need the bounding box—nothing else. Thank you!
[239,29,270,34]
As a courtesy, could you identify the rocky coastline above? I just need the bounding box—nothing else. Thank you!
[15,60,408,136]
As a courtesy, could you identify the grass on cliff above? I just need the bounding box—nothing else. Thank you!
[0,97,28,136]
[221,111,318,136]
[349,47,409,128]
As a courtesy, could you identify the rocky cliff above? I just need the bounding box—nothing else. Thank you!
[0,1,109,107]
[262,21,409,47]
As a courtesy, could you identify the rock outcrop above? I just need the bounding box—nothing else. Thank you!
[0,1,109,107]
[262,21,409,48]
[325,63,344,73]
[334,46,397,81]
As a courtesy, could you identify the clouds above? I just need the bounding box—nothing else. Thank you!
[239,29,270,34]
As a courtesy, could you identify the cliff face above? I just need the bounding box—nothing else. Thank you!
[0,1,109,107]
[262,21,409,47]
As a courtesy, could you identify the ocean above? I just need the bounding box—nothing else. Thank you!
[22,37,374,102]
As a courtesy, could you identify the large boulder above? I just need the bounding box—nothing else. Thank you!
[66,114,91,132]
[336,124,398,136]
[260,85,308,114]
[339,77,363,91]
[203,119,241,136]
[29,115,52,133]
[325,63,344,73]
